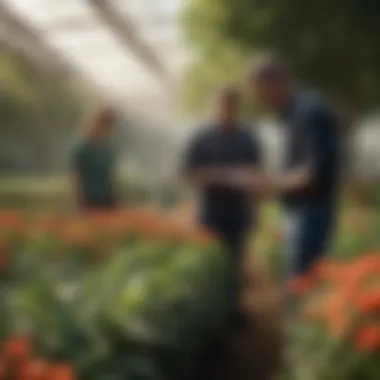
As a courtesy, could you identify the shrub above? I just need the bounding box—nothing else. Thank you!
[0,336,77,380]
[0,209,231,380]
[283,253,380,380]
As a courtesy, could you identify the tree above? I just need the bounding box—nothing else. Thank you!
[179,43,251,114]
[180,0,380,114]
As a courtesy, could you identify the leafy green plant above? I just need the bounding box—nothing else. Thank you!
[0,209,231,380]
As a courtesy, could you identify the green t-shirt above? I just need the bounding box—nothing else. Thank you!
[72,140,117,203]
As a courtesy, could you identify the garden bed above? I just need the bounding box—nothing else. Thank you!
[0,209,232,380]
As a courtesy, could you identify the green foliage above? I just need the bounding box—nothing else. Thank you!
[283,322,369,380]
[1,226,231,379]
[280,249,380,380]
[181,0,380,112]
[179,44,250,114]
[0,176,153,210]
[0,54,38,106]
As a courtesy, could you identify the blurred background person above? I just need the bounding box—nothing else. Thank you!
[71,107,119,211]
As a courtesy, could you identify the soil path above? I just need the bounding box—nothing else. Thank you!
[168,204,284,379]
[211,266,284,380]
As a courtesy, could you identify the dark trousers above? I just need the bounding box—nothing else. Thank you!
[283,200,336,277]
[282,200,336,320]
[195,217,250,380]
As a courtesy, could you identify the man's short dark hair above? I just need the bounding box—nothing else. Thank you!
[217,86,241,104]
[250,53,292,81]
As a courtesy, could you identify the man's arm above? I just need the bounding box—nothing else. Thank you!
[223,131,272,194]
[183,130,244,187]
[274,166,312,194]
[186,167,231,186]
[247,133,272,195]
[183,129,271,190]
[224,167,272,194]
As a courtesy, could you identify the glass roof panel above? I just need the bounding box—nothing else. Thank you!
[9,0,92,25]
[3,0,187,117]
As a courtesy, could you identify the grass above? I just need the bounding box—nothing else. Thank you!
[0,176,69,193]
[0,176,70,210]
[0,175,155,210]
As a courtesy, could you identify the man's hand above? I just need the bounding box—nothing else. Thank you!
[222,168,276,195]
[273,166,313,194]
[188,168,231,186]
[189,167,279,197]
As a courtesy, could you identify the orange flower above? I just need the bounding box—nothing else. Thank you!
[3,337,31,360]
[59,220,92,246]
[290,275,315,295]
[0,210,25,231]
[18,360,50,380]
[355,325,380,352]
[357,291,380,314]
[37,214,63,233]
[358,252,380,273]
[343,267,367,292]
[0,359,6,378]
[326,292,350,337]
[313,259,348,281]
[48,364,77,380]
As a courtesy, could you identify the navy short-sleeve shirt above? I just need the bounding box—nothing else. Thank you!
[184,125,262,226]
[282,91,340,206]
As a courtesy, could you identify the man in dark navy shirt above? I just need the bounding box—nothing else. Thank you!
[249,54,340,279]
[183,87,264,379]
[184,87,263,257]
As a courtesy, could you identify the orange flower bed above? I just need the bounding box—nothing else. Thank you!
[0,337,76,380]
[0,207,230,380]
[0,208,217,271]
[0,208,229,380]
[292,252,380,353]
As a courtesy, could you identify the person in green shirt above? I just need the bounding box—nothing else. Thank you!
[71,107,119,210]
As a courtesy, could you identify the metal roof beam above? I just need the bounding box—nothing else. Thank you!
[87,0,169,85]
[38,16,98,33]
[0,2,73,77]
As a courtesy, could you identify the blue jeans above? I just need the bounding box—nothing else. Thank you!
[283,200,336,278]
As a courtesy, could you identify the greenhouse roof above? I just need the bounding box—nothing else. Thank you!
[1,0,187,119]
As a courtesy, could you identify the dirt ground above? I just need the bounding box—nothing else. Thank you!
[211,265,284,380]
[168,205,284,379]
